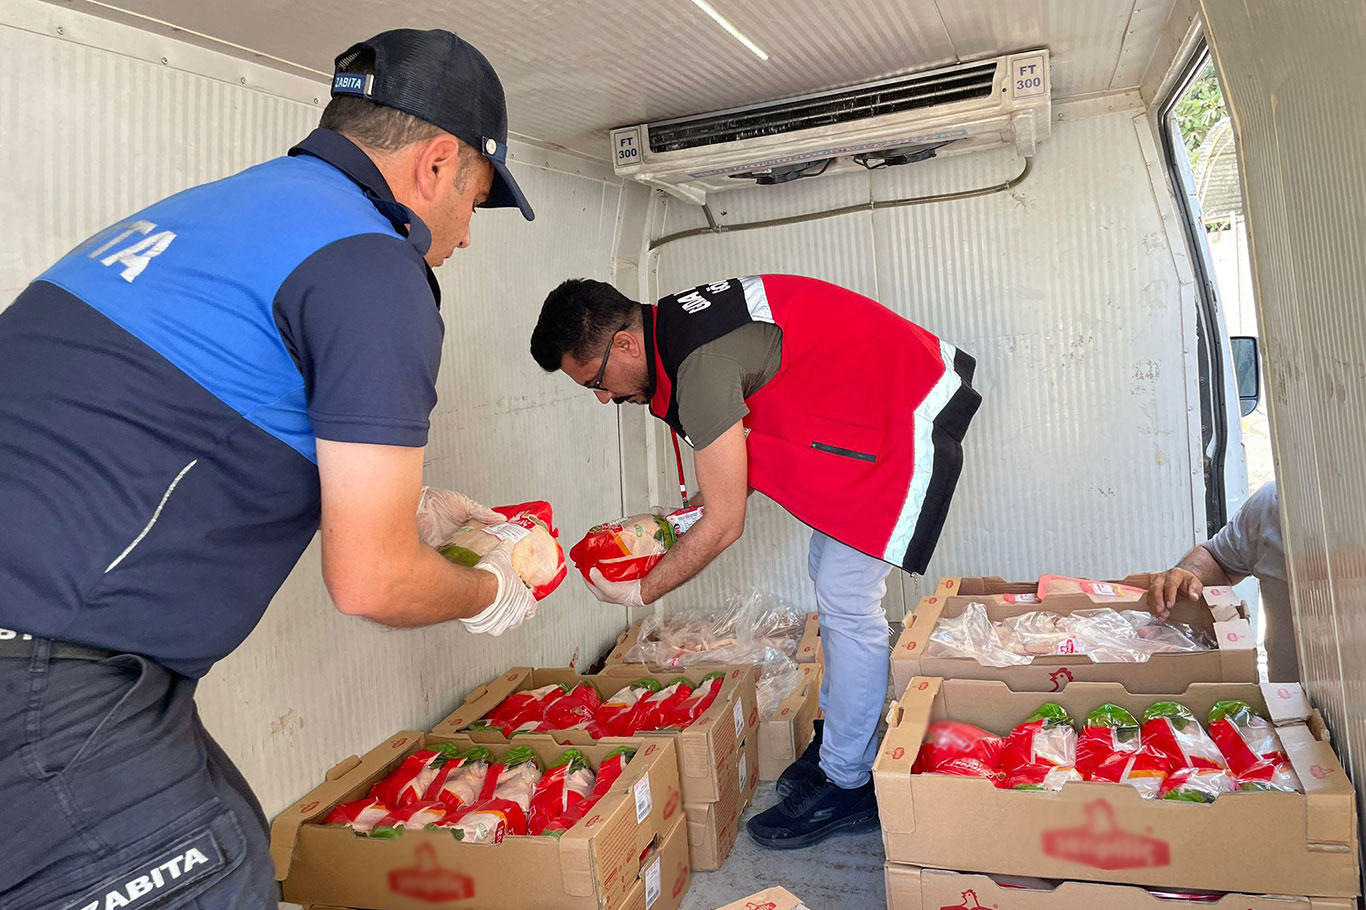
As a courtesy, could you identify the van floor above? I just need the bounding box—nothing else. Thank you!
[680,786,887,908]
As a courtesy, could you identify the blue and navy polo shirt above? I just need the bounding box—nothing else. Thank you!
[0,129,444,677]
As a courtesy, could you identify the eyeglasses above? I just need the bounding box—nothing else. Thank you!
[587,323,629,391]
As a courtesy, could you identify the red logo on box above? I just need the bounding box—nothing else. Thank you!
[673,864,689,897]
[731,669,741,679]
[390,737,409,749]
[506,671,520,681]
[664,788,680,820]
[746,902,778,910]
[928,596,938,604]
[890,747,905,760]
[1311,764,1330,780]
[944,579,956,589]
[1049,668,1075,692]
[448,717,463,727]
[299,801,319,814]
[584,814,602,828]
[748,707,759,728]
[939,890,989,910]
[1042,801,1170,870]
[388,844,475,902]
[645,744,658,756]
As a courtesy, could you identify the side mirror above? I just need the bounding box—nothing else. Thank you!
[1230,336,1260,417]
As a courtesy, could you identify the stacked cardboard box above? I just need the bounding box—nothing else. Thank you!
[271,731,688,910]
[605,622,823,783]
[875,677,1359,904]
[891,575,1256,697]
[433,666,761,871]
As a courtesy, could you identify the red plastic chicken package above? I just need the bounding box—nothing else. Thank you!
[672,671,726,728]
[912,721,1004,781]
[436,499,567,600]
[569,507,705,584]
[1076,704,1169,798]
[539,681,602,732]
[421,747,493,812]
[369,801,448,838]
[472,683,570,736]
[323,796,390,835]
[997,703,1082,791]
[1208,700,1303,793]
[595,678,664,736]
[439,799,526,844]
[1141,702,1235,802]
[541,745,637,837]
[527,749,596,835]
[369,746,459,809]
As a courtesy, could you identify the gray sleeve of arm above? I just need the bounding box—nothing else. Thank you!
[675,350,749,450]
[1204,483,1276,577]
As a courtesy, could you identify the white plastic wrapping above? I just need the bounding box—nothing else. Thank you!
[925,602,1214,666]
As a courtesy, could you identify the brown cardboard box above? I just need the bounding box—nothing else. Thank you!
[713,886,810,910]
[883,862,1356,910]
[683,733,760,870]
[433,666,760,805]
[757,662,822,781]
[604,614,823,666]
[892,575,1255,696]
[272,731,683,910]
[874,677,1359,897]
[303,817,690,910]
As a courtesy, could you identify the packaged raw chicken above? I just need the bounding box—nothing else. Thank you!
[323,796,390,835]
[595,678,663,736]
[422,747,493,811]
[538,681,602,732]
[997,704,1082,790]
[369,745,461,809]
[925,603,1034,668]
[481,745,543,816]
[440,799,526,844]
[1141,702,1235,802]
[1036,575,1147,602]
[912,721,1004,781]
[569,506,704,584]
[1076,704,1169,798]
[434,499,567,600]
[528,749,596,835]
[369,801,448,838]
[641,676,696,731]
[472,683,570,736]
[541,745,638,837]
[1208,700,1303,793]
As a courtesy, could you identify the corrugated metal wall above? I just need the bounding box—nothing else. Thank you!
[651,111,1205,619]
[0,4,626,817]
[1200,0,1366,859]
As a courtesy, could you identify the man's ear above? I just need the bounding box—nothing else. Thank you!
[412,135,463,202]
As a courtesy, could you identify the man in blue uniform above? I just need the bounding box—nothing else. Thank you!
[0,29,534,906]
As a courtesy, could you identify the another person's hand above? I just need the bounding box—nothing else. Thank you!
[416,487,505,547]
[462,540,537,635]
[585,566,646,608]
[1147,568,1203,620]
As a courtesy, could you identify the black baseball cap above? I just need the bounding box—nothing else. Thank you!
[332,29,534,221]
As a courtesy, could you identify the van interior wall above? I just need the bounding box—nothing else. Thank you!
[0,9,628,818]
[648,109,1207,621]
[1199,0,1366,860]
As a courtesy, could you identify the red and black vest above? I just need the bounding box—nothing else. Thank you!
[646,274,979,574]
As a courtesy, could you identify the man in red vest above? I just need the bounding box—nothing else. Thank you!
[531,274,979,848]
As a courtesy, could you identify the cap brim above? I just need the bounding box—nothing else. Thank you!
[481,158,535,221]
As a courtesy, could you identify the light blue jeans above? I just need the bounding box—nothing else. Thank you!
[808,530,894,789]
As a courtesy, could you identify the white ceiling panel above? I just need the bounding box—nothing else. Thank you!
[46,0,1175,158]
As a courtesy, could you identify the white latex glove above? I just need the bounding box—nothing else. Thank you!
[416,486,505,548]
[585,566,646,608]
[462,540,537,636]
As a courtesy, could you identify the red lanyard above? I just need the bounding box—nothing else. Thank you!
[670,430,690,508]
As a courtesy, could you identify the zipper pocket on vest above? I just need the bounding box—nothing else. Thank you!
[811,441,877,463]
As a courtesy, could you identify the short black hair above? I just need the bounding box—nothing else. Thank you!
[531,279,641,371]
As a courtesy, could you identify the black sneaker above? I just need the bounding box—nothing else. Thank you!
[747,767,879,849]
[775,718,824,799]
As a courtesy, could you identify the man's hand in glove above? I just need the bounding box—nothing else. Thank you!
[416,486,505,548]
[585,566,646,608]
[463,539,538,635]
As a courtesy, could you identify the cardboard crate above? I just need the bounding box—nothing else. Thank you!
[272,731,683,910]
[756,661,822,781]
[434,666,761,805]
[892,575,1255,696]
[713,886,809,910]
[874,677,1359,897]
[883,863,1356,910]
[306,818,691,910]
[683,732,759,870]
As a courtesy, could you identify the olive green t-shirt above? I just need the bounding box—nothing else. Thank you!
[674,322,783,449]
